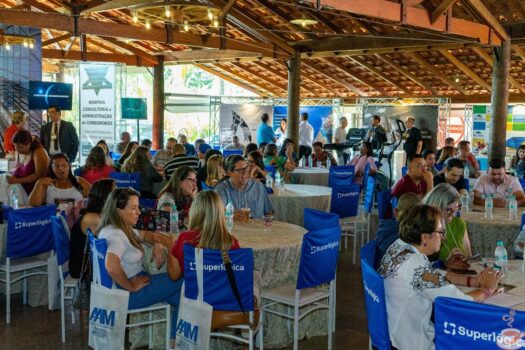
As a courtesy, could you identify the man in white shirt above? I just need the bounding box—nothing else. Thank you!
[298,112,314,161]
[334,116,349,164]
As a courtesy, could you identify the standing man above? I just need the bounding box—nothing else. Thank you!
[114,131,130,154]
[366,115,387,151]
[256,113,276,146]
[298,112,314,161]
[274,118,287,147]
[40,105,79,163]
[334,116,349,164]
[402,117,422,160]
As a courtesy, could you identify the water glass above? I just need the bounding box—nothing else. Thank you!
[316,161,322,168]
[263,215,273,227]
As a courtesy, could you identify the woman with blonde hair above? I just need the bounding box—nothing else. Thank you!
[4,111,26,159]
[97,187,183,342]
[122,146,162,198]
[205,154,225,188]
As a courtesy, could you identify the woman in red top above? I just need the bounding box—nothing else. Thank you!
[81,146,115,184]
[168,190,240,279]
[4,111,26,159]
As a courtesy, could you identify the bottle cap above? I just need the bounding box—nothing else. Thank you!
[497,240,504,246]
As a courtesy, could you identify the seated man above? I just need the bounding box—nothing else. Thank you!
[163,143,199,180]
[433,158,467,195]
[391,154,434,198]
[473,158,525,208]
[422,149,438,176]
[215,155,273,219]
[224,135,245,151]
[311,141,337,167]
[436,137,454,161]
[457,140,480,178]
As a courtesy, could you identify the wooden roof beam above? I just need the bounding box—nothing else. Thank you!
[276,62,340,96]
[430,0,457,24]
[251,62,318,95]
[97,36,158,65]
[303,0,500,45]
[319,57,386,95]
[42,33,73,47]
[193,63,268,97]
[513,45,525,63]
[463,0,509,41]
[213,64,284,97]
[374,54,439,95]
[348,56,406,93]
[472,47,525,93]
[42,49,157,67]
[438,49,492,91]
[404,52,466,94]
[228,62,288,94]
[303,60,367,97]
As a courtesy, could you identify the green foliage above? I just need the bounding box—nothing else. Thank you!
[184,66,213,92]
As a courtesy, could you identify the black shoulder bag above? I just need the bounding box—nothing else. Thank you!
[72,236,91,310]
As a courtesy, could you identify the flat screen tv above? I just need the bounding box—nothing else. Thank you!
[28,81,73,110]
[121,98,147,120]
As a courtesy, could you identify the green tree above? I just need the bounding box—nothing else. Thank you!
[184,66,213,92]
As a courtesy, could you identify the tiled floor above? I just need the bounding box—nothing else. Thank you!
[0,249,369,350]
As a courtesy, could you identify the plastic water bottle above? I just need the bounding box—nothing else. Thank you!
[326,158,331,169]
[308,155,313,168]
[265,173,273,188]
[495,240,508,272]
[9,188,19,209]
[509,195,518,221]
[460,193,469,216]
[299,157,305,167]
[464,166,470,179]
[225,202,234,233]
[170,204,179,235]
[275,171,282,189]
[485,195,493,219]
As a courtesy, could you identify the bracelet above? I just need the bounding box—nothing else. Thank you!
[467,275,472,288]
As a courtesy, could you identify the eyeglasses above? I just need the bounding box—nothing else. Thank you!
[433,230,446,239]
[445,204,461,215]
[184,177,197,184]
[233,166,250,175]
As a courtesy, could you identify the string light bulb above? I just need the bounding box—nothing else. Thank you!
[132,11,138,23]
[213,16,219,28]
[165,6,171,18]
[454,74,460,83]
[29,41,34,49]
[145,19,151,30]
[5,43,10,50]
[183,20,189,32]
[208,8,213,20]
[22,40,28,47]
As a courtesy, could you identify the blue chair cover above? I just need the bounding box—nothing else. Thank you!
[360,241,391,350]
[521,212,525,230]
[297,227,341,290]
[401,166,407,177]
[361,163,371,188]
[201,181,212,190]
[375,161,381,170]
[87,229,113,288]
[264,165,276,180]
[435,296,525,349]
[303,208,340,231]
[149,150,157,157]
[265,187,273,194]
[223,149,243,158]
[520,178,525,191]
[330,184,360,218]
[377,191,392,220]
[328,165,355,188]
[73,167,83,176]
[51,216,70,266]
[464,178,470,191]
[110,172,141,191]
[139,198,157,209]
[390,196,398,211]
[184,245,254,311]
[7,205,56,258]
[363,176,375,214]
[435,163,444,171]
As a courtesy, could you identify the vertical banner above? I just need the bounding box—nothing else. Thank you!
[273,106,334,143]
[219,104,273,147]
[472,105,489,155]
[79,63,115,164]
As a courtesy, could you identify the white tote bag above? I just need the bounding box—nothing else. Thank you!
[88,284,130,350]
[175,248,213,350]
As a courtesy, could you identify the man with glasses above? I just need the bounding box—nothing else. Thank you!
[40,105,79,163]
[473,158,525,207]
[391,154,434,198]
[152,137,177,172]
[215,155,273,219]
[433,158,467,195]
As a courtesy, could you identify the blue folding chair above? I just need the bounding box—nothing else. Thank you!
[328,165,355,188]
[377,191,392,220]
[0,205,57,324]
[183,245,262,349]
[435,296,525,349]
[88,230,172,348]
[223,149,243,158]
[110,172,141,191]
[201,181,213,190]
[360,241,392,350]
[304,208,340,231]
[390,196,398,212]
[520,178,525,192]
[262,227,341,350]
[435,163,444,172]
[51,215,77,342]
[401,166,407,177]
[264,165,277,180]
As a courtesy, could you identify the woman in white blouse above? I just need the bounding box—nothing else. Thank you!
[378,204,501,349]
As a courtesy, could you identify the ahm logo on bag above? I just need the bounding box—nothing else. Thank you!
[14,219,51,230]
[90,307,116,327]
[176,319,199,342]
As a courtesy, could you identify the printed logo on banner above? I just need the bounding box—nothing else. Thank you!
[337,191,359,199]
[14,218,51,230]
[332,171,353,177]
[310,241,339,255]
[363,282,380,303]
[442,309,525,349]
[188,262,245,272]
[176,319,199,343]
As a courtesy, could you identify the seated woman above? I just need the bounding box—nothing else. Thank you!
[247,151,267,183]
[378,204,501,349]
[97,188,183,344]
[436,145,455,165]
[8,130,49,196]
[244,143,259,158]
[118,141,139,167]
[28,153,90,209]
[422,183,472,264]
[121,146,162,199]
[157,166,197,226]
[348,141,377,185]
[81,146,115,184]
[69,179,115,278]
[4,111,26,159]
[263,142,295,175]
[511,145,525,179]
[96,139,114,166]
[205,154,225,188]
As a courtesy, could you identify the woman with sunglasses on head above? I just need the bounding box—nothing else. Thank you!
[378,204,501,350]
[422,183,472,266]
[97,188,183,344]
[28,153,90,208]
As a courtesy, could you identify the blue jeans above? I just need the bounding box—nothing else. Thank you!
[119,273,183,338]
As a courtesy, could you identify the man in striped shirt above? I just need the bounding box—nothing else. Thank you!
[163,143,199,180]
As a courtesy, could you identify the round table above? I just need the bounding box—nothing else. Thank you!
[289,167,329,186]
[270,184,332,226]
[461,206,521,258]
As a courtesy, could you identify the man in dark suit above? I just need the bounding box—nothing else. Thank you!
[40,106,79,163]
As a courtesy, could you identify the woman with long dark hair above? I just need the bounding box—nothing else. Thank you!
[247,150,267,182]
[81,146,115,184]
[118,141,139,166]
[28,153,90,207]
[348,141,377,185]
[157,166,197,226]
[122,146,162,198]
[96,139,114,166]
[511,144,525,179]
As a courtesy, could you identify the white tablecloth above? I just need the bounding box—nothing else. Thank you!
[270,184,332,226]
[289,167,329,186]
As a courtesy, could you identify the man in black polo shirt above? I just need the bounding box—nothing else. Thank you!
[433,158,467,195]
